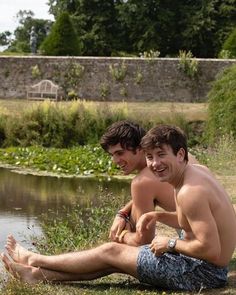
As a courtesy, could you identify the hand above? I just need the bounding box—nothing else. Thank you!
[136,212,157,237]
[149,236,169,256]
[109,216,126,242]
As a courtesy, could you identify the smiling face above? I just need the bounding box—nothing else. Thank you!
[145,144,185,184]
[108,143,145,175]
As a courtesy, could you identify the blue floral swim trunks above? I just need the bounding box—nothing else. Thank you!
[137,245,228,291]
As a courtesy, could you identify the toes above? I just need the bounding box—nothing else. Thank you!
[7,234,16,246]
[1,252,11,271]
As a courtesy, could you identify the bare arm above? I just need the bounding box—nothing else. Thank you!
[136,211,179,237]
[147,189,221,264]
[173,189,221,262]
[121,177,157,246]
[109,200,133,241]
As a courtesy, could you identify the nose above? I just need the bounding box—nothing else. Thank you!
[112,154,120,165]
[151,157,161,170]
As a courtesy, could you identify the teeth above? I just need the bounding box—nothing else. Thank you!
[156,168,165,172]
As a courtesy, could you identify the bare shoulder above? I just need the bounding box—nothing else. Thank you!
[132,168,175,211]
[132,167,157,184]
[177,185,209,212]
[132,167,168,189]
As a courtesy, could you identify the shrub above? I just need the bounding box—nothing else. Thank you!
[178,50,199,79]
[222,27,236,58]
[3,101,128,148]
[40,12,82,56]
[205,64,236,143]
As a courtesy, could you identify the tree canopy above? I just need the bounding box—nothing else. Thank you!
[1,0,236,57]
[40,12,82,56]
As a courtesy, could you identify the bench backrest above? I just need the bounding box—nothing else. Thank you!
[29,80,59,94]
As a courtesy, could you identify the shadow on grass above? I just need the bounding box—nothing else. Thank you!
[62,279,159,292]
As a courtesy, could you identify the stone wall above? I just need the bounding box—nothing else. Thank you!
[0,56,235,102]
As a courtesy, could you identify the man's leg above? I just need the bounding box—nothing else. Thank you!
[5,235,140,277]
[2,254,119,284]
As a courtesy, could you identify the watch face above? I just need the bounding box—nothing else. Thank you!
[168,239,176,250]
[169,240,175,247]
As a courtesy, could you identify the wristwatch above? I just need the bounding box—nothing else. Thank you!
[167,238,177,252]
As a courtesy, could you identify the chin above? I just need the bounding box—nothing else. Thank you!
[157,173,169,182]
[123,170,130,175]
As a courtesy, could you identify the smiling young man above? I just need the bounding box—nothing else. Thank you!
[2,124,235,292]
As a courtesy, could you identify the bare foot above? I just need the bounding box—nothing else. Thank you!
[1,252,42,284]
[5,235,38,266]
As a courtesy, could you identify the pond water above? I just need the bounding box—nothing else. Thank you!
[0,167,130,251]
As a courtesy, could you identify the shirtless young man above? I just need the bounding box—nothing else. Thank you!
[2,124,236,291]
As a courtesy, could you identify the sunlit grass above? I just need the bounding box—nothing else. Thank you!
[0,99,207,121]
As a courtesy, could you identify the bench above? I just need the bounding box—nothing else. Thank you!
[27,80,59,101]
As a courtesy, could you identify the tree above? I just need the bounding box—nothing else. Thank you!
[48,0,121,56]
[222,27,236,57]
[179,0,236,57]
[47,0,236,57]
[116,0,181,56]
[6,10,53,53]
[40,12,81,56]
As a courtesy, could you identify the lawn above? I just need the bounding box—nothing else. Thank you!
[0,98,207,121]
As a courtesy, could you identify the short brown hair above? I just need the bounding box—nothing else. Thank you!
[141,125,188,161]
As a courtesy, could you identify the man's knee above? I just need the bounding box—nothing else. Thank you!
[99,242,124,258]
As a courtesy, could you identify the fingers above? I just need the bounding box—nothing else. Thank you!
[109,218,126,241]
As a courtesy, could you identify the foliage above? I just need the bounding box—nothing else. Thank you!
[222,27,236,58]
[36,192,120,253]
[178,50,199,79]
[0,100,204,151]
[205,64,236,143]
[218,49,232,59]
[109,62,127,82]
[6,10,52,53]
[1,101,128,148]
[100,83,110,99]
[179,0,236,57]
[48,0,119,56]
[31,65,41,79]
[139,50,160,59]
[40,12,81,56]
[192,134,236,176]
[2,1,236,57]
[0,145,118,176]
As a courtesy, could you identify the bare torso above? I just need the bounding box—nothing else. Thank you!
[176,164,236,266]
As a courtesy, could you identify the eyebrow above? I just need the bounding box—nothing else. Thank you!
[108,149,125,156]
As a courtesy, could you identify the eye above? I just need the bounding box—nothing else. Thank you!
[117,151,124,156]
[145,154,153,160]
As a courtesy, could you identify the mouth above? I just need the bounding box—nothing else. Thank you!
[152,167,166,176]
[119,164,127,171]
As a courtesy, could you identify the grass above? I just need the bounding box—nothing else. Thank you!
[0,99,207,121]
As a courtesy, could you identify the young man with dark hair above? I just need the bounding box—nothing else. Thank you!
[2,124,235,292]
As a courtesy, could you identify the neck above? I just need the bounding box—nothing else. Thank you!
[136,156,147,172]
[172,162,187,190]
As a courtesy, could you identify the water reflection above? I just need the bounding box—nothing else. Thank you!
[0,168,130,250]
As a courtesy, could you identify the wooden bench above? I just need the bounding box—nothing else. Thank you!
[27,80,59,101]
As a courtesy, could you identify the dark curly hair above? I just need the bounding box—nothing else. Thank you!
[100,120,146,152]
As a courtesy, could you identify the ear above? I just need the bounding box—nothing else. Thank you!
[177,148,185,162]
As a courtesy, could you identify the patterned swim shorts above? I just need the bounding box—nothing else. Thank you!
[137,245,228,291]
